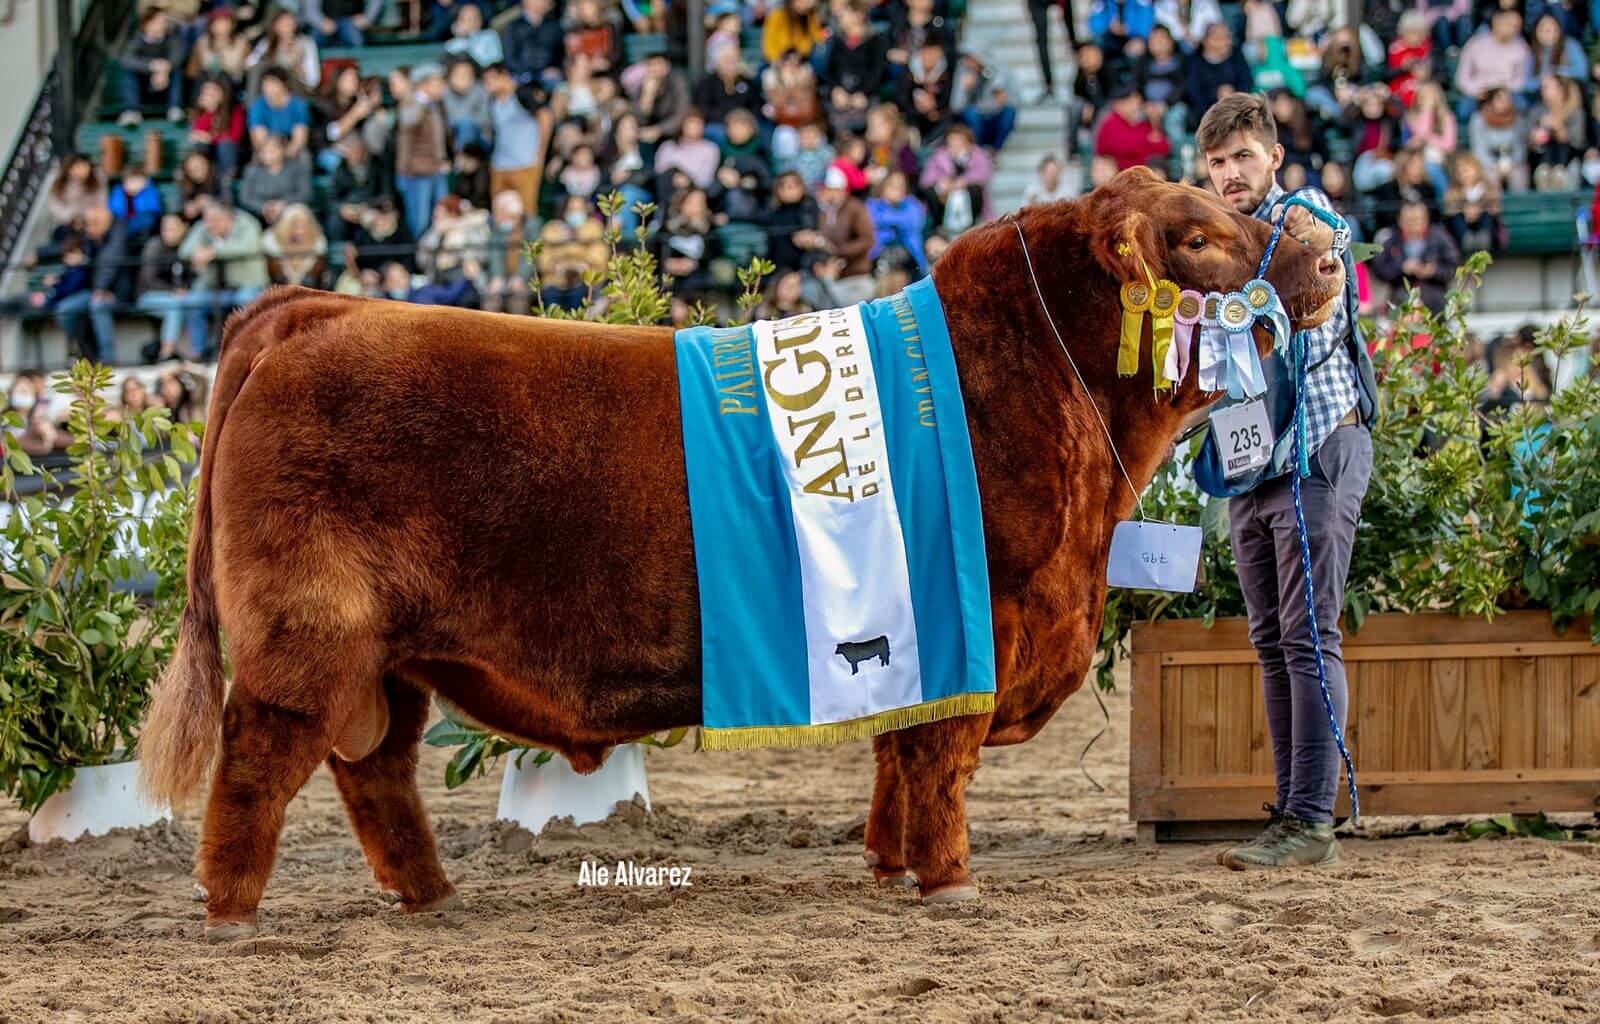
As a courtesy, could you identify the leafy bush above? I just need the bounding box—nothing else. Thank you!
[0,362,199,812]
[1095,252,1600,689]
[422,192,755,787]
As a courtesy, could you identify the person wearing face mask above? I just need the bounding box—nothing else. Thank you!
[483,189,534,315]
[536,196,607,311]
[7,371,64,457]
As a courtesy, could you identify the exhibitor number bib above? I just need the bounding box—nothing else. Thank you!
[1210,398,1272,481]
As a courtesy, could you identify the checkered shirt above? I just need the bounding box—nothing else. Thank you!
[1252,183,1361,458]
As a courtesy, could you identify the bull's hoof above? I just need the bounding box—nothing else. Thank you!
[402,891,464,914]
[204,915,261,943]
[191,884,209,903]
[920,882,979,905]
[874,870,917,888]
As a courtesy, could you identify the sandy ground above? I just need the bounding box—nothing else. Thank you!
[2,676,1599,1024]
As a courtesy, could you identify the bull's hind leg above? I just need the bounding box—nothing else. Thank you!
[864,735,914,887]
[893,714,988,903]
[327,676,458,913]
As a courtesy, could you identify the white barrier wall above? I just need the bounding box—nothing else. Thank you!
[0,0,59,170]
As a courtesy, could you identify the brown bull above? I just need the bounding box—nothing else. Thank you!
[140,169,1344,939]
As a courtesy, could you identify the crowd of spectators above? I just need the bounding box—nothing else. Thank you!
[17,0,1025,360]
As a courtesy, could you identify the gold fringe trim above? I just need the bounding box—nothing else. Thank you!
[701,691,995,751]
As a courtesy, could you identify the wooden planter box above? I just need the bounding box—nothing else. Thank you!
[1129,611,1599,841]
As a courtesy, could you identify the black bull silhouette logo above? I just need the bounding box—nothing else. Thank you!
[834,636,891,674]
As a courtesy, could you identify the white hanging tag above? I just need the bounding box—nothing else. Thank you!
[1209,397,1272,480]
[1106,521,1203,592]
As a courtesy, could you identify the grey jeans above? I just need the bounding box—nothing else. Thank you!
[1228,423,1373,823]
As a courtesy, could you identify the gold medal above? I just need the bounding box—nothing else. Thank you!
[1218,293,1253,332]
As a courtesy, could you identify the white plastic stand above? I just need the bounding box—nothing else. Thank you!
[495,744,651,834]
[28,760,170,843]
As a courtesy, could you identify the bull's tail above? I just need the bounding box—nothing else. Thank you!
[139,288,299,808]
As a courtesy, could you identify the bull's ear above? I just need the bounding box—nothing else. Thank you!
[1093,210,1166,284]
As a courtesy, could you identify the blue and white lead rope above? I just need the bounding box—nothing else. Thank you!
[1258,190,1361,823]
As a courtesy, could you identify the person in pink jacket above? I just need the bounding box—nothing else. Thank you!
[1453,9,1532,121]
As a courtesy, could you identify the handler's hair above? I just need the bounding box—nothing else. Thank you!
[1195,92,1278,155]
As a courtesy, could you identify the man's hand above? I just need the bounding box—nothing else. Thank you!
[1281,204,1334,253]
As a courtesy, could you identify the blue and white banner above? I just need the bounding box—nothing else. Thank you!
[674,278,995,749]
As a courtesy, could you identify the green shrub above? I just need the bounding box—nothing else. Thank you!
[0,362,199,812]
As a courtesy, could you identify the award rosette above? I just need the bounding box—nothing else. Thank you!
[1197,291,1229,392]
[1148,279,1180,390]
[1242,277,1291,353]
[1218,291,1266,399]
[1119,280,1153,377]
[1166,288,1203,386]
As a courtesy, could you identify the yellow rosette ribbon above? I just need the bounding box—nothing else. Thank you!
[1148,279,1180,390]
[1118,280,1152,377]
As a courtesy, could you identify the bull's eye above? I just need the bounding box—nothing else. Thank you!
[1187,236,1208,252]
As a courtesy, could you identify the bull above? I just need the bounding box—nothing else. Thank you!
[139,169,1345,939]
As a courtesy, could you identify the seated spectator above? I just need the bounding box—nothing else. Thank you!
[1252,35,1306,99]
[1023,154,1074,205]
[1184,22,1252,131]
[8,371,66,456]
[248,68,312,160]
[1346,83,1401,192]
[897,39,955,141]
[394,64,453,238]
[952,52,1017,152]
[537,196,606,309]
[1445,152,1504,253]
[766,48,824,139]
[1471,87,1529,191]
[1371,146,1440,233]
[552,52,606,123]
[42,154,106,260]
[444,58,493,151]
[155,369,204,422]
[632,52,692,146]
[831,135,873,194]
[452,140,490,208]
[778,119,836,191]
[1528,13,1586,100]
[319,68,394,167]
[1421,0,1474,52]
[444,2,504,67]
[763,0,826,65]
[708,110,770,222]
[599,113,653,227]
[180,203,269,358]
[1089,0,1155,61]
[861,103,921,190]
[1155,0,1222,50]
[1372,200,1460,312]
[239,135,312,225]
[564,0,619,74]
[190,76,246,182]
[117,8,185,126]
[557,143,601,200]
[1307,27,1370,120]
[920,122,993,232]
[655,110,721,190]
[1480,330,1553,412]
[696,44,763,143]
[503,0,565,87]
[246,10,321,97]
[348,198,415,274]
[1094,84,1171,172]
[1453,9,1531,122]
[621,0,665,35]
[655,187,721,294]
[304,0,383,48]
[1386,12,1433,104]
[1320,160,1362,241]
[263,203,328,286]
[1271,90,1322,177]
[866,170,929,275]
[51,207,131,365]
[755,270,814,321]
[803,166,875,305]
[1403,81,1458,191]
[483,190,535,315]
[1241,0,1282,44]
[1089,152,1120,189]
[379,260,420,300]
[765,170,819,272]
[117,376,155,421]
[1529,73,1585,190]
[108,168,163,244]
[415,195,489,298]
[1135,26,1185,135]
[328,134,388,242]
[187,8,250,88]
[136,214,196,362]
[822,3,885,135]
[176,149,221,221]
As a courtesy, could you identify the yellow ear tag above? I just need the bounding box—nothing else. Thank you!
[1119,281,1152,377]
[1148,280,1181,390]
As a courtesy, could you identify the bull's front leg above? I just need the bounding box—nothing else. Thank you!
[893,713,988,903]
[863,734,913,887]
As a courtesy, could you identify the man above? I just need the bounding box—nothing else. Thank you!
[1371,201,1461,314]
[117,7,185,126]
[1453,9,1532,122]
[1093,83,1171,170]
[248,69,312,163]
[329,134,389,243]
[799,166,876,307]
[502,0,565,86]
[180,203,269,360]
[304,0,384,47]
[52,207,132,364]
[1197,93,1379,869]
[482,63,554,221]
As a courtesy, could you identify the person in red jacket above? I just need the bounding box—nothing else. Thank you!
[1093,83,1172,171]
